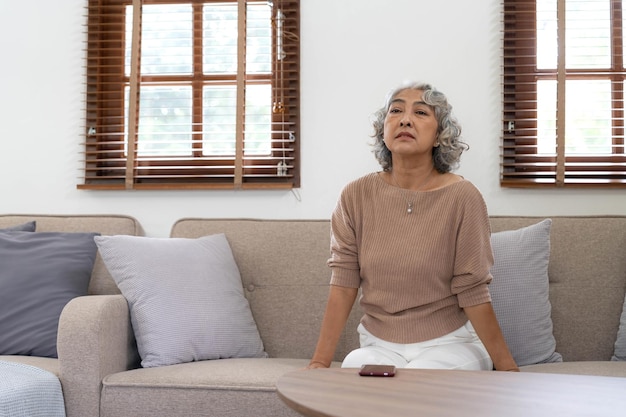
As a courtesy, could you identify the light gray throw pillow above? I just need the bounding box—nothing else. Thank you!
[612,295,626,361]
[489,219,562,366]
[95,233,267,368]
[0,231,99,357]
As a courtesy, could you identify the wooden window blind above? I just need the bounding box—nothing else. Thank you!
[502,0,626,188]
[79,0,300,190]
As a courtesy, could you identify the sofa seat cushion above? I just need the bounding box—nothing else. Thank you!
[103,358,310,390]
[521,361,626,377]
[100,358,323,417]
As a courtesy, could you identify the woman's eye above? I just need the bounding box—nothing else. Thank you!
[389,108,401,114]
[416,110,428,116]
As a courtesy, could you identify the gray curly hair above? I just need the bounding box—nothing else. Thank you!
[371,82,468,173]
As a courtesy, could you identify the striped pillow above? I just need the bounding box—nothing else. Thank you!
[95,233,267,368]
[489,219,562,366]
[613,296,626,361]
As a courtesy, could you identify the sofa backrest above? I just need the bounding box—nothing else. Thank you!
[172,216,626,363]
[0,214,144,295]
[170,218,362,361]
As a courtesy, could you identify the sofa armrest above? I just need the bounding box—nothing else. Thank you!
[57,294,139,417]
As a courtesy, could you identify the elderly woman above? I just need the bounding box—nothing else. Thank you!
[308,82,518,372]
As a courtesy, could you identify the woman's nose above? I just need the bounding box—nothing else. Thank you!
[400,117,411,127]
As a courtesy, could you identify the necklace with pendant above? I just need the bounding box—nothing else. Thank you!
[390,167,435,214]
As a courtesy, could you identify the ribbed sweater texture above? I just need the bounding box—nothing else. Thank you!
[328,172,494,344]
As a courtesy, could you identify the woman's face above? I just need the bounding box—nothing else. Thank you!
[383,89,439,159]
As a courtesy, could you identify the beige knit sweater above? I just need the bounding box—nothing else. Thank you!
[328,172,494,344]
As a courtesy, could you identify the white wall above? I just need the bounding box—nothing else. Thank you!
[1,0,625,237]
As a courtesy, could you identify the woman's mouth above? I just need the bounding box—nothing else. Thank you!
[396,131,415,139]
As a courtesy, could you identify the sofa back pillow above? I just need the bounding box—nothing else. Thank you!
[95,233,267,368]
[490,219,562,366]
[0,231,99,357]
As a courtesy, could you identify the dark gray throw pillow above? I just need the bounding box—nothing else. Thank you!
[0,221,36,232]
[0,231,99,357]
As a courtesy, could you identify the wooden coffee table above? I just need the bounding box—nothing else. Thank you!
[277,368,626,417]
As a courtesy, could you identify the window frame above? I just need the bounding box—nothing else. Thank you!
[79,0,300,190]
[502,0,626,188]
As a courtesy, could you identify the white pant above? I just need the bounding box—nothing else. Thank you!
[341,322,493,370]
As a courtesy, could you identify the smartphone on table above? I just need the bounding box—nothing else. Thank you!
[358,364,396,377]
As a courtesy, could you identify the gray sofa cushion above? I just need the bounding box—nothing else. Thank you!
[101,358,307,417]
[95,233,267,368]
[0,231,99,357]
[522,361,626,377]
[490,219,562,366]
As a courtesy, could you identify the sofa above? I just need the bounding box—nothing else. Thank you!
[0,214,144,417]
[1,215,625,417]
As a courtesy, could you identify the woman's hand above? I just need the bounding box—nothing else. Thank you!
[463,302,520,372]
[307,285,358,371]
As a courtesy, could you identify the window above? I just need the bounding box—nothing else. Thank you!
[502,0,626,187]
[80,0,300,190]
